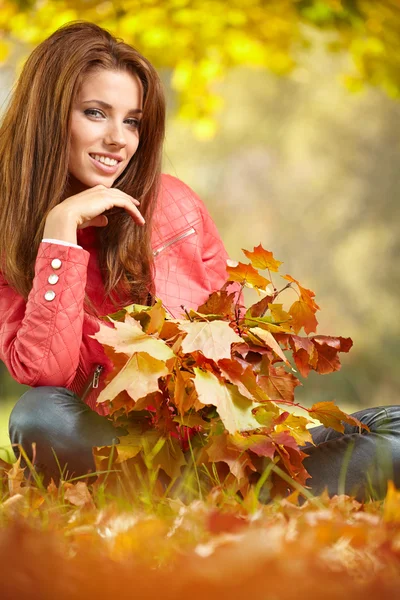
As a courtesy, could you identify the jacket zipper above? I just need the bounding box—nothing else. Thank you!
[153,227,196,258]
[80,364,104,403]
[80,227,196,401]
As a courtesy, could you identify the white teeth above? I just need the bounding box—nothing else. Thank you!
[91,154,118,166]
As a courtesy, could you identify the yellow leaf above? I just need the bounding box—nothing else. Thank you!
[91,314,174,361]
[179,320,242,361]
[97,352,169,404]
[194,369,261,433]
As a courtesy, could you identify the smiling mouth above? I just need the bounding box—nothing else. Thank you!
[88,154,121,174]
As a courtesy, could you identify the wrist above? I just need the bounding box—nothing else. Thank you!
[43,207,78,245]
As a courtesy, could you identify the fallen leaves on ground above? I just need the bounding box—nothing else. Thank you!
[1,470,400,600]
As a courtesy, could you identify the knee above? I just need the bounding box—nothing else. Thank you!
[8,386,75,440]
[366,405,400,434]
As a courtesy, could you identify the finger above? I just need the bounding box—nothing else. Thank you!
[129,205,145,226]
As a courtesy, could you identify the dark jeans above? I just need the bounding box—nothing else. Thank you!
[8,386,400,500]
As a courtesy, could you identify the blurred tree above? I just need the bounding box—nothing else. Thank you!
[0,0,399,137]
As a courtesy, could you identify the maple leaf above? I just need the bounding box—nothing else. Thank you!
[205,433,256,481]
[115,445,142,463]
[194,368,262,433]
[138,299,166,335]
[283,274,320,312]
[275,413,314,446]
[247,326,289,365]
[228,432,276,460]
[257,365,301,402]
[63,481,95,509]
[245,295,273,318]
[242,244,283,272]
[218,359,270,402]
[197,291,237,318]
[288,335,318,377]
[289,300,318,335]
[6,456,26,497]
[97,352,169,404]
[178,320,242,361]
[309,401,369,434]
[312,336,353,374]
[91,314,175,361]
[226,262,270,290]
[252,403,282,429]
[268,304,292,329]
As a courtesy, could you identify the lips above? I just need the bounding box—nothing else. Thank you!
[89,154,120,175]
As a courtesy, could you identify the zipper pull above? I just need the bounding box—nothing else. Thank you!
[92,365,104,389]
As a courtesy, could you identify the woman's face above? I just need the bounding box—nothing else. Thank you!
[68,68,143,194]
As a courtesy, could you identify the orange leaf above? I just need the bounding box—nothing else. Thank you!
[289,300,318,335]
[218,359,269,402]
[226,262,270,290]
[283,274,320,312]
[205,433,256,481]
[197,291,237,318]
[242,244,283,272]
[258,365,301,402]
[309,401,369,433]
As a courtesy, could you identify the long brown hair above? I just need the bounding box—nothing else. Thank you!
[0,21,165,311]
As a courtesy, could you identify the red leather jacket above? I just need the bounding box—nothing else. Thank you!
[0,175,230,416]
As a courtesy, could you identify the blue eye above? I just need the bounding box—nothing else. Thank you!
[84,109,140,129]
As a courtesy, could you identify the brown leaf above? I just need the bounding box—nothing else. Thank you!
[63,481,95,509]
[205,433,256,481]
[7,456,26,496]
[245,295,274,318]
[197,291,237,318]
[312,336,353,375]
[258,365,301,402]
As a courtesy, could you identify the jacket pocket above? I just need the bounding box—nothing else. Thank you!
[153,227,197,258]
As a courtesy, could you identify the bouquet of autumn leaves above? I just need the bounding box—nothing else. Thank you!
[91,245,367,500]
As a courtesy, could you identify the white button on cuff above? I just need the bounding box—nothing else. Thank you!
[44,290,56,301]
[51,258,62,270]
[48,274,59,285]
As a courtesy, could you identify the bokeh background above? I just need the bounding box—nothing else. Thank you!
[0,0,399,460]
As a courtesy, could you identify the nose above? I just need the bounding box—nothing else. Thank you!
[104,120,127,149]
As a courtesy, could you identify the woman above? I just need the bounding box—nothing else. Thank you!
[0,22,399,500]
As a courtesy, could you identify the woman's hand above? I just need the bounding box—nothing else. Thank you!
[57,184,144,228]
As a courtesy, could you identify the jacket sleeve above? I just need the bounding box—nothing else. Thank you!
[0,241,90,387]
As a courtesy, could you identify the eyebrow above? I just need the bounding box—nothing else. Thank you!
[82,99,143,115]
